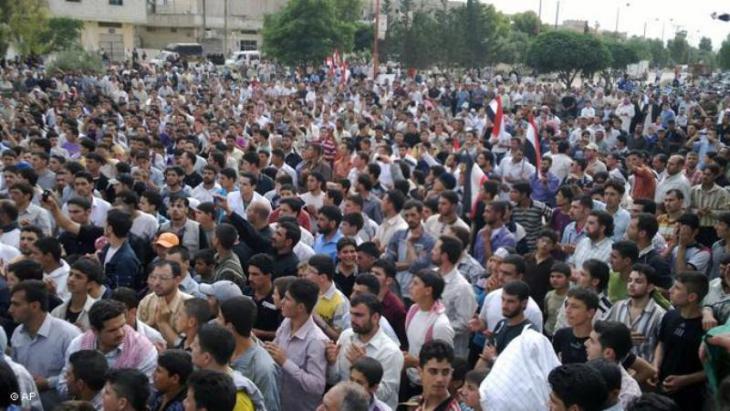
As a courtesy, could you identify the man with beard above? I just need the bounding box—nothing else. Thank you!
[18,226,43,257]
[190,165,221,204]
[160,195,208,255]
[137,260,193,347]
[529,156,561,207]
[570,210,614,269]
[383,199,435,302]
[473,201,516,266]
[476,280,535,368]
[324,293,403,410]
[313,205,343,262]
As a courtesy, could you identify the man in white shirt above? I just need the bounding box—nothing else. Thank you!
[431,235,477,358]
[63,172,111,228]
[374,190,408,252]
[226,172,271,220]
[655,154,691,208]
[31,237,71,301]
[325,294,403,410]
[191,165,222,204]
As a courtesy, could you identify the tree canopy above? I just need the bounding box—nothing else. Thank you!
[719,34,730,70]
[0,1,83,57]
[262,0,355,67]
[527,30,610,88]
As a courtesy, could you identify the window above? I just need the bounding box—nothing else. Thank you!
[109,0,123,5]
[240,40,257,51]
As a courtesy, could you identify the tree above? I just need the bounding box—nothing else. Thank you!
[601,40,639,91]
[511,11,542,37]
[527,30,610,88]
[719,34,730,70]
[40,17,83,52]
[47,47,103,74]
[262,0,355,67]
[331,0,362,23]
[353,23,372,52]
[667,30,690,64]
[699,36,712,52]
[8,0,50,56]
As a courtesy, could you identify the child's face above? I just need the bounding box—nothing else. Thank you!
[550,272,569,290]
[458,381,481,408]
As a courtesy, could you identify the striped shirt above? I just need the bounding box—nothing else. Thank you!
[570,236,613,268]
[512,200,551,251]
[690,183,730,227]
[604,298,666,362]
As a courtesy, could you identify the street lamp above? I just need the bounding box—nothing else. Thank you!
[615,2,630,34]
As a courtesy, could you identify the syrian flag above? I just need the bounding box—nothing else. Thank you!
[487,96,506,140]
[461,153,488,221]
[525,113,542,169]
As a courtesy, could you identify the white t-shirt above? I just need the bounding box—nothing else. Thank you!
[478,288,543,332]
[406,308,454,383]
[131,212,159,241]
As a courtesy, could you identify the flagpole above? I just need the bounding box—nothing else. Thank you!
[373,0,381,80]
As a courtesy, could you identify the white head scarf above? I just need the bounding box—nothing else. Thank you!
[480,327,561,411]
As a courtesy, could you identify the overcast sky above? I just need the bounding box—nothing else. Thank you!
[485,0,729,50]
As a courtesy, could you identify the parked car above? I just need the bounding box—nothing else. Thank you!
[225,51,260,67]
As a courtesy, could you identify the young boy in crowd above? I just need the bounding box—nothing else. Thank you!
[544,262,571,337]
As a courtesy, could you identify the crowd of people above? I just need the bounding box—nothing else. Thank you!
[0,54,728,411]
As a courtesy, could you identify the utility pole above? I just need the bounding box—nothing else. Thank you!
[202,0,206,42]
[373,0,381,80]
[537,0,542,33]
[223,0,229,54]
[554,0,559,29]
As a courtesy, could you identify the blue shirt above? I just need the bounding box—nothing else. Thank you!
[473,226,516,266]
[609,208,631,242]
[231,342,281,411]
[314,230,343,261]
[529,171,561,206]
[383,228,435,298]
[561,221,586,246]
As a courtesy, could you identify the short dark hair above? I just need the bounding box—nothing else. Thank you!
[419,339,454,367]
[7,259,43,281]
[278,221,301,247]
[612,240,639,262]
[104,369,150,411]
[110,287,139,310]
[593,320,633,361]
[157,350,193,385]
[372,259,396,278]
[626,393,681,411]
[586,358,622,393]
[414,269,445,301]
[630,263,659,286]
[342,212,364,231]
[34,237,62,261]
[197,323,236,366]
[351,357,384,388]
[166,245,190,262]
[502,280,530,301]
[11,280,49,312]
[308,254,335,281]
[548,364,608,411]
[437,235,463,265]
[634,213,659,239]
[567,287,599,311]
[141,191,163,211]
[88,299,127,331]
[215,223,238,250]
[550,261,572,278]
[153,259,182,278]
[501,254,526,275]
[186,370,237,411]
[676,271,709,301]
[220,296,257,338]
[677,213,700,230]
[350,292,383,317]
[384,190,406,212]
[70,258,104,285]
[69,350,108,391]
[287,279,320,314]
[183,298,212,326]
[633,198,657,214]
[247,253,273,275]
[353,273,380,295]
[318,205,342,226]
[439,190,459,205]
[337,237,358,253]
[106,209,133,238]
[583,259,610,293]
[0,361,19,408]
[589,210,614,237]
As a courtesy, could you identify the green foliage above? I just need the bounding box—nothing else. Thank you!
[527,30,610,88]
[625,36,669,68]
[511,11,543,37]
[331,0,362,23]
[47,47,103,74]
[667,31,690,64]
[605,40,640,69]
[699,37,712,52]
[40,18,84,52]
[719,35,730,70]
[262,0,355,67]
[353,23,372,52]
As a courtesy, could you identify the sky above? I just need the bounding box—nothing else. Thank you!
[484,0,730,50]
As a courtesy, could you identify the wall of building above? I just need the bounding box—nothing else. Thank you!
[138,26,198,49]
[48,0,148,24]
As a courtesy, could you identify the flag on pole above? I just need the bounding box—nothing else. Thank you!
[525,113,541,169]
[462,153,488,221]
[487,96,506,140]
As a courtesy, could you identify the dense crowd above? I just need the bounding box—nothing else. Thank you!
[0,55,728,411]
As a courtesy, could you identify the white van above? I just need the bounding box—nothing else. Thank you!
[225,50,260,67]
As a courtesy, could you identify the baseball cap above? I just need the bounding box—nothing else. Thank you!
[155,232,180,248]
[199,280,244,302]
